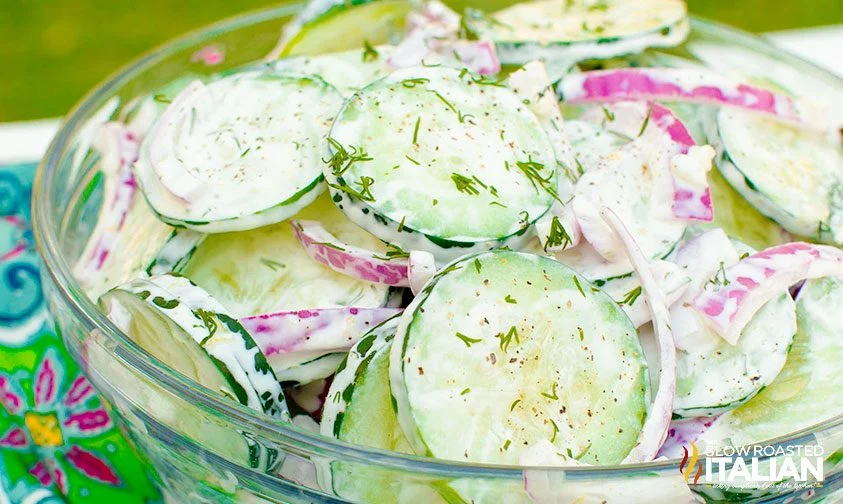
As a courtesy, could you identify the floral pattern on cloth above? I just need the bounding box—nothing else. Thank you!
[0,162,160,503]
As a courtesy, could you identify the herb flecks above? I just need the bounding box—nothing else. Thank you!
[504,294,517,304]
[328,175,376,202]
[474,258,482,273]
[429,90,472,124]
[314,242,346,252]
[259,258,286,271]
[451,173,480,195]
[362,40,379,62]
[572,276,586,298]
[401,77,430,88]
[412,117,422,145]
[544,216,573,252]
[549,419,560,443]
[619,286,642,306]
[638,105,654,137]
[383,243,410,260]
[325,137,373,176]
[541,382,559,401]
[497,325,520,353]
[455,332,482,348]
[708,261,731,288]
[516,157,562,204]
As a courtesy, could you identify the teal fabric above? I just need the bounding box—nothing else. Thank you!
[0,161,160,503]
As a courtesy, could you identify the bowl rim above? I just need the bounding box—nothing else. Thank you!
[31,1,843,479]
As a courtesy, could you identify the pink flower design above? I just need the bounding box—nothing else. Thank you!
[0,348,122,493]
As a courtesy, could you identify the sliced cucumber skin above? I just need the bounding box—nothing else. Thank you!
[321,315,426,503]
[713,108,843,244]
[466,0,688,65]
[145,228,206,276]
[134,73,342,233]
[326,66,558,261]
[698,277,843,449]
[321,315,407,447]
[391,251,648,466]
[100,282,285,471]
[113,276,288,420]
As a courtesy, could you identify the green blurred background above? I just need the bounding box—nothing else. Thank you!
[1,0,841,122]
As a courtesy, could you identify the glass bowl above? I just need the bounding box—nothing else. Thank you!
[32,2,843,502]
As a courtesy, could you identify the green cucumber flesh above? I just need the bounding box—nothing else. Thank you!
[106,276,288,419]
[100,288,242,407]
[714,108,843,244]
[698,277,843,449]
[181,193,392,317]
[134,72,342,232]
[465,0,689,65]
[321,316,434,503]
[703,168,792,251]
[667,232,797,418]
[326,66,558,260]
[391,250,648,465]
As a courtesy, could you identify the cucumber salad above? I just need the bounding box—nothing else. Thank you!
[75,0,842,499]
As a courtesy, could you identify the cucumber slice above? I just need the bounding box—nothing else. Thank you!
[100,288,245,409]
[322,315,409,450]
[698,277,843,449]
[322,316,428,502]
[100,281,287,471]
[135,72,344,233]
[326,66,559,261]
[277,0,412,58]
[713,108,843,244]
[273,46,394,97]
[390,251,648,465]
[669,231,797,418]
[105,275,288,420]
[145,228,206,276]
[464,0,689,66]
[180,193,393,317]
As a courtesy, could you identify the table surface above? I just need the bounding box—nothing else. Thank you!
[0,25,840,164]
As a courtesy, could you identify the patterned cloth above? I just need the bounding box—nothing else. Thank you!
[0,162,161,503]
